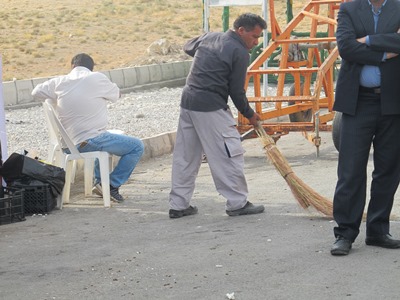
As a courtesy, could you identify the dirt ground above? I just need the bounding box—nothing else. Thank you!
[1,0,307,81]
[1,132,400,299]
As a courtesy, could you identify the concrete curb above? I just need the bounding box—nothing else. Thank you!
[75,130,176,177]
[141,131,176,161]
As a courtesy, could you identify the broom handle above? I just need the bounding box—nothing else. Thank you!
[254,122,275,146]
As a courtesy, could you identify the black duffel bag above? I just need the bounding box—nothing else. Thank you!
[0,153,65,197]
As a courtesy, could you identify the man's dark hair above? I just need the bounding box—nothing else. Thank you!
[71,53,95,71]
[233,13,267,31]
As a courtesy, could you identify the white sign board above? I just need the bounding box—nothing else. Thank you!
[210,0,262,6]
[0,55,8,161]
[204,0,267,32]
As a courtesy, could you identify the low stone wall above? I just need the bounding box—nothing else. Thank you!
[2,60,192,109]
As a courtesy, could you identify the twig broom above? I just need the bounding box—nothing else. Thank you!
[254,123,333,218]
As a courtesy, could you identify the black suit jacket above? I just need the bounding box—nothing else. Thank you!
[334,0,400,116]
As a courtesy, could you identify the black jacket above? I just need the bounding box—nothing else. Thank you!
[334,0,400,115]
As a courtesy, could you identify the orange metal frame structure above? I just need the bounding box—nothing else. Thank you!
[238,0,344,154]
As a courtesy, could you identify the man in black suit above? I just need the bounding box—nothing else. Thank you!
[331,0,400,255]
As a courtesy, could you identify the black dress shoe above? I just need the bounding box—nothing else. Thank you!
[169,205,198,219]
[365,234,400,249]
[226,201,265,216]
[331,236,352,256]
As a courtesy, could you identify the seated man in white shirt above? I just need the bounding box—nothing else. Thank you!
[32,53,144,202]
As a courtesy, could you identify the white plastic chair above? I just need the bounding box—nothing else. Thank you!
[42,100,111,208]
[43,101,122,184]
[42,101,66,167]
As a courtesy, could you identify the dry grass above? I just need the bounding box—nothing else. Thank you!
[1,0,304,81]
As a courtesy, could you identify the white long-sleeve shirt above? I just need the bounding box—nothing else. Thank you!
[32,66,120,144]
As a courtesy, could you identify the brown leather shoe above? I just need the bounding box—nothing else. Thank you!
[331,236,352,256]
[365,234,400,249]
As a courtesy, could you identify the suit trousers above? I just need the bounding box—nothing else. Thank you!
[169,107,248,211]
[333,92,400,241]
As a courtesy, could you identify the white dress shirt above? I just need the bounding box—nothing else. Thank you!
[32,66,120,144]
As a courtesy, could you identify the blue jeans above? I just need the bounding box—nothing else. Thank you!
[77,132,144,187]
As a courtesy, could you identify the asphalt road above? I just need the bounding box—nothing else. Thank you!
[1,131,400,300]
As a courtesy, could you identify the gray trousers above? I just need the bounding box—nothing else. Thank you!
[169,107,248,211]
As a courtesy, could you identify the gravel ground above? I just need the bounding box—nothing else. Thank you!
[4,87,183,160]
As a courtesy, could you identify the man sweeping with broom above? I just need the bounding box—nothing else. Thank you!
[330,0,400,255]
[168,13,267,218]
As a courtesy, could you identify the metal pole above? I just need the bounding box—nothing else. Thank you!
[262,0,269,97]
[287,0,294,23]
[203,0,210,32]
[222,6,230,32]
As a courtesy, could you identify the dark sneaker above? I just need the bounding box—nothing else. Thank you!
[169,205,198,219]
[110,186,124,203]
[92,183,103,197]
[226,201,265,216]
[92,183,124,202]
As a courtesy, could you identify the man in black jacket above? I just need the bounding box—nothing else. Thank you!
[331,0,400,255]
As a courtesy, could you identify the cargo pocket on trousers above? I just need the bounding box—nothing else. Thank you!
[222,132,244,158]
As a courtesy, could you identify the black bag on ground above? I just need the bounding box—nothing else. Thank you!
[0,153,65,197]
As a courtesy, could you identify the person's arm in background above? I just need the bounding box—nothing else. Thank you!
[183,33,208,57]
[31,78,59,108]
[357,28,400,59]
[93,73,121,103]
[336,3,385,66]
[31,78,57,101]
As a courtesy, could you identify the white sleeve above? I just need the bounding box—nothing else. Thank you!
[94,73,120,103]
[31,79,58,101]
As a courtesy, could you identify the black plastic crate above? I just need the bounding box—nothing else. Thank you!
[0,187,25,225]
[12,183,56,215]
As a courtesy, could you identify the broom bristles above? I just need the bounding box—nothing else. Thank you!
[255,124,333,217]
[285,173,333,217]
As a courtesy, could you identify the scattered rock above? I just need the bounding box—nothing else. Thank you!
[147,39,172,55]
[127,39,190,67]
